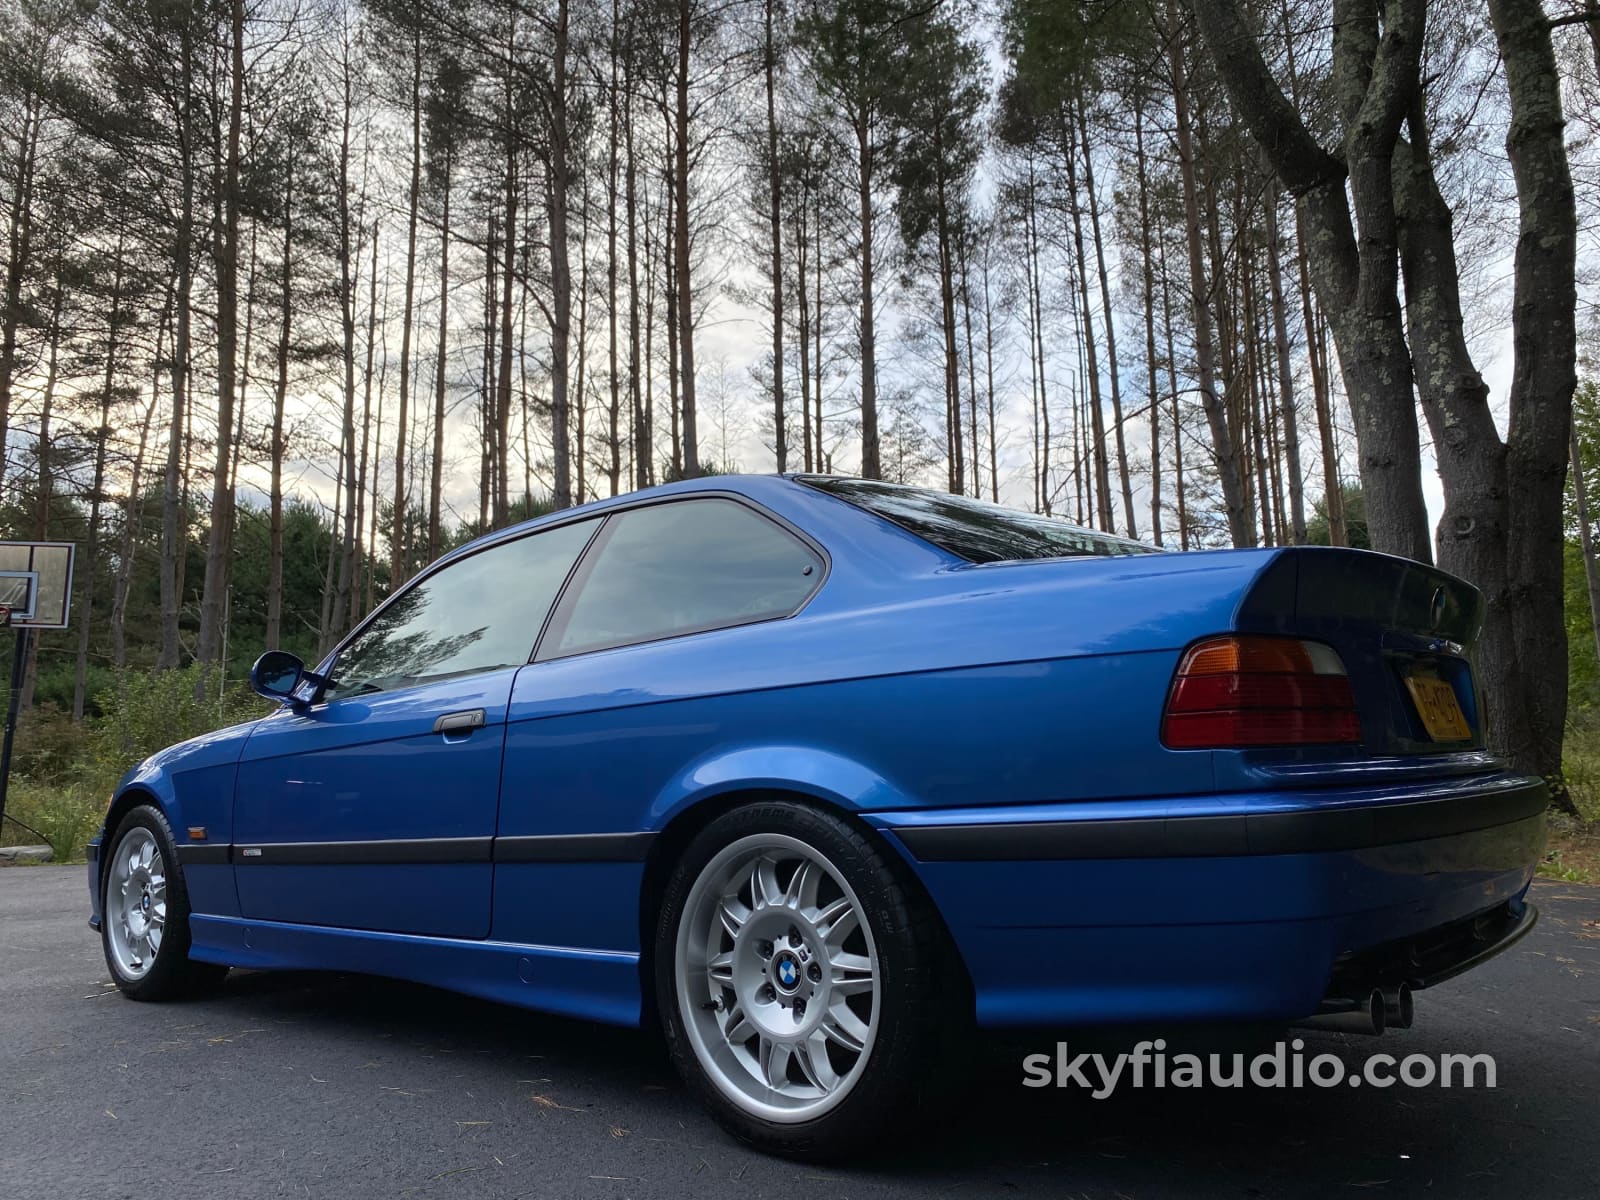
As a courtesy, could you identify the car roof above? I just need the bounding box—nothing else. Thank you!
[433,474,806,568]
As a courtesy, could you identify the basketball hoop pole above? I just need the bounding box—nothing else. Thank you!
[0,624,31,834]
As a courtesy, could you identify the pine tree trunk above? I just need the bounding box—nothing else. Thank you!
[1191,0,1431,561]
[934,161,962,495]
[266,153,294,651]
[796,173,813,473]
[626,46,647,489]
[429,183,450,561]
[674,0,699,476]
[1077,90,1136,537]
[74,231,126,719]
[549,0,574,508]
[1168,0,1251,546]
[1573,425,1600,667]
[1485,0,1578,805]
[765,0,786,473]
[1134,95,1163,546]
[114,287,167,670]
[607,0,623,496]
[333,35,361,638]
[158,36,196,671]
[0,92,40,485]
[392,24,423,574]
[1264,185,1307,543]
[856,120,880,479]
[196,0,245,675]
[360,221,381,612]
[1061,108,1111,530]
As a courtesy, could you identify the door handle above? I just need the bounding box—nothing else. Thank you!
[433,709,487,735]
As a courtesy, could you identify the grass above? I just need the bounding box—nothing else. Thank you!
[1,778,106,864]
[1540,823,1600,884]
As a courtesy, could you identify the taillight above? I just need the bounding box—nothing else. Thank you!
[1162,635,1361,749]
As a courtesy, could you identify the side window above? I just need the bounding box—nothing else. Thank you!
[324,517,600,701]
[541,499,822,659]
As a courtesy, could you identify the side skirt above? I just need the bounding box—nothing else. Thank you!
[188,915,643,1028]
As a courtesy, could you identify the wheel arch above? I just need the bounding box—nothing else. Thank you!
[99,785,168,899]
[634,786,973,1032]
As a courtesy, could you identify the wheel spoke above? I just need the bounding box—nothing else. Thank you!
[784,859,820,911]
[751,857,783,909]
[707,950,734,985]
[829,951,874,995]
[794,1030,841,1094]
[715,895,749,941]
[759,1036,793,1090]
[823,999,870,1053]
[812,895,850,932]
[822,907,860,950]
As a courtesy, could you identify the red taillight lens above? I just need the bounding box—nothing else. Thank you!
[1162,635,1361,749]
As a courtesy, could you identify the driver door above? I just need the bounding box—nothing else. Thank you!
[232,517,601,939]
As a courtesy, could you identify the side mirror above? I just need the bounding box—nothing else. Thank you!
[250,650,307,707]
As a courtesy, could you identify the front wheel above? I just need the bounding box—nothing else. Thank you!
[101,805,227,1001]
[655,801,955,1158]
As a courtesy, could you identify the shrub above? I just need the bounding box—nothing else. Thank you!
[12,705,92,787]
[2,779,105,862]
[86,664,269,790]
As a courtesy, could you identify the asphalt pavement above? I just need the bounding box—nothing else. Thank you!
[3,866,1597,1199]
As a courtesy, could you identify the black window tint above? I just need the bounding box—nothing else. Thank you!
[544,499,821,658]
[325,517,600,700]
[797,476,1156,563]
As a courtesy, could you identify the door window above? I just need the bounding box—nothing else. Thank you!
[324,517,600,701]
[540,499,822,659]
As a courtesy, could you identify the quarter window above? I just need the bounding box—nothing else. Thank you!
[324,517,601,701]
[541,499,822,659]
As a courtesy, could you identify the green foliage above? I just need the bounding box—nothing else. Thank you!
[1560,719,1600,823]
[85,664,268,791]
[1565,378,1600,539]
[1304,485,1370,550]
[1564,542,1600,712]
[997,0,1152,145]
[11,707,93,787]
[1,779,106,862]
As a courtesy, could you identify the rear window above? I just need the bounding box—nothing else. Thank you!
[797,476,1157,564]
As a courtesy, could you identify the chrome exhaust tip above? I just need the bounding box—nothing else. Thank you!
[1380,983,1414,1029]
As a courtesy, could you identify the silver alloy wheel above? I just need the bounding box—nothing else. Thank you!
[107,827,166,981]
[676,832,880,1123]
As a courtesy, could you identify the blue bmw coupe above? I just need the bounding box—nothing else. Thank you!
[88,475,1545,1155]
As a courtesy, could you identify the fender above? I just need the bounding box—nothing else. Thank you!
[105,719,261,919]
[645,743,919,830]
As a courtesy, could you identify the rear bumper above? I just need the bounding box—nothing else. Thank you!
[870,773,1546,1028]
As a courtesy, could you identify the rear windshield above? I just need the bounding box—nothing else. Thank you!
[796,476,1157,563]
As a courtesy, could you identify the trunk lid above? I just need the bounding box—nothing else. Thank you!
[1235,547,1485,756]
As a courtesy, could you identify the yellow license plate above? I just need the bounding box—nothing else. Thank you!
[1404,674,1473,741]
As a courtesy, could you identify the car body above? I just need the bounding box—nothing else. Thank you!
[88,474,1545,1154]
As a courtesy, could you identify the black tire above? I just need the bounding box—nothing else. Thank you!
[654,800,963,1158]
[100,804,228,1001]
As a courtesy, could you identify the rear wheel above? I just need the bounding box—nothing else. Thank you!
[101,805,227,1001]
[655,801,954,1157]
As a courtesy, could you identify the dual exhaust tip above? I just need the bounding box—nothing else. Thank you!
[1293,984,1414,1036]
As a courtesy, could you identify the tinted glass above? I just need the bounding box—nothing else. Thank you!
[544,499,821,658]
[325,518,600,700]
[798,476,1156,563]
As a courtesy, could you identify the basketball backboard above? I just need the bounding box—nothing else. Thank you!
[0,543,74,629]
